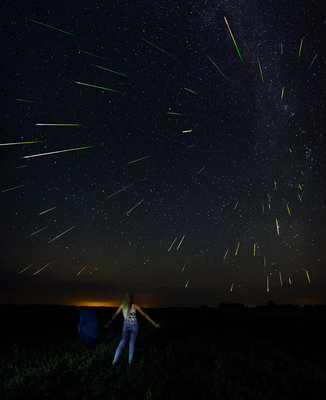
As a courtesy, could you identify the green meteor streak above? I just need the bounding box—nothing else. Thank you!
[184,88,198,94]
[281,43,283,54]
[286,202,291,216]
[128,156,151,164]
[207,56,228,80]
[257,57,264,83]
[224,16,243,62]
[74,81,120,92]
[143,39,175,59]
[77,49,105,60]
[30,19,74,36]
[281,87,284,99]
[298,37,304,58]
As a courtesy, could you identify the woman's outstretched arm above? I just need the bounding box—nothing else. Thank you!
[134,304,160,327]
[104,304,122,328]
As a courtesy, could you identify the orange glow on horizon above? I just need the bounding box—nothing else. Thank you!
[73,300,119,307]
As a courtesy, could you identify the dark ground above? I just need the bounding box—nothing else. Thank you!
[1,304,325,399]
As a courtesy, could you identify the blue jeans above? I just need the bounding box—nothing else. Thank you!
[113,322,139,364]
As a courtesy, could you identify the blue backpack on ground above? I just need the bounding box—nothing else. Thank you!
[78,307,99,348]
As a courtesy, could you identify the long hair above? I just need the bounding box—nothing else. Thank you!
[122,292,134,319]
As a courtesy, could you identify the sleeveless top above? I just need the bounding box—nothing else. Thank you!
[124,304,138,324]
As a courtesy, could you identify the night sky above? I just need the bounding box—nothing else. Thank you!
[1,0,325,307]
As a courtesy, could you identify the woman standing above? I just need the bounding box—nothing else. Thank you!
[105,293,159,365]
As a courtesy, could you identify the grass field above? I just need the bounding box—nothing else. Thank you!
[1,305,325,399]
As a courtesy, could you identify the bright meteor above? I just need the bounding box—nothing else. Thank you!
[21,146,94,159]
[48,225,76,244]
[33,262,51,276]
[126,199,144,215]
[74,81,120,93]
[36,123,81,126]
[39,207,57,215]
[224,16,243,62]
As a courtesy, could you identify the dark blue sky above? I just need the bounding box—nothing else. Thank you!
[1,0,325,306]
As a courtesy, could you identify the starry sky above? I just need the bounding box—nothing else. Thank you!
[1,0,325,307]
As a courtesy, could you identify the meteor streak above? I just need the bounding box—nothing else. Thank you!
[308,54,318,70]
[126,199,144,215]
[298,37,304,58]
[266,275,270,292]
[196,165,206,175]
[207,56,228,80]
[92,64,127,77]
[107,184,133,199]
[305,269,311,284]
[253,243,257,257]
[30,226,48,236]
[182,130,192,133]
[224,16,243,62]
[286,202,291,216]
[14,98,35,103]
[1,184,25,193]
[280,43,283,54]
[181,263,187,272]
[167,112,183,116]
[176,235,186,251]
[33,262,51,276]
[31,19,75,36]
[0,141,43,146]
[77,266,87,276]
[184,88,198,94]
[48,225,76,244]
[39,206,57,215]
[234,241,240,256]
[279,271,283,287]
[257,57,264,82]
[234,201,239,210]
[74,81,120,92]
[185,280,190,288]
[230,283,234,292]
[22,145,94,159]
[127,156,151,164]
[19,264,33,274]
[223,248,229,260]
[281,87,284,99]
[77,49,105,60]
[275,218,280,235]
[143,39,175,59]
[36,123,81,126]
[168,237,177,252]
